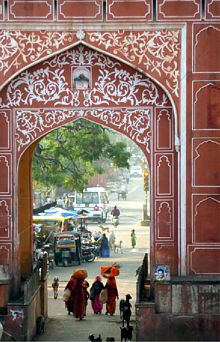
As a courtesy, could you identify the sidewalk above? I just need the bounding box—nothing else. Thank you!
[34,310,136,341]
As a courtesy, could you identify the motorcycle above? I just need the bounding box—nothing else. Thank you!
[112,215,119,228]
[81,243,96,262]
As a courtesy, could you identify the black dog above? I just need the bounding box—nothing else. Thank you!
[119,294,132,327]
[88,334,102,341]
[120,325,133,342]
[36,315,45,335]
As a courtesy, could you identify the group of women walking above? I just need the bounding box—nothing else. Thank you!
[64,267,119,320]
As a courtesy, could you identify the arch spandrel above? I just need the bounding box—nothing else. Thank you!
[0,29,181,108]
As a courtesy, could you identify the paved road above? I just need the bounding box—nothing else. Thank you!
[34,177,150,341]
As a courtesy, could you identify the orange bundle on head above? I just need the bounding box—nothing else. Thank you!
[101,264,120,278]
[72,268,88,279]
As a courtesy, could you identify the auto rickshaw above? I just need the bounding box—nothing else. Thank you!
[54,231,81,266]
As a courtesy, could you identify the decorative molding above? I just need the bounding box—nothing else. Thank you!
[206,0,220,19]
[192,196,220,244]
[156,154,173,196]
[9,0,53,21]
[0,110,11,150]
[158,0,200,21]
[0,243,12,263]
[107,0,151,21]
[155,108,172,150]
[59,0,102,21]
[193,24,220,73]
[156,200,174,240]
[192,81,220,130]
[192,138,220,187]
[0,199,11,240]
[0,155,11,194]
[188,245,220,275]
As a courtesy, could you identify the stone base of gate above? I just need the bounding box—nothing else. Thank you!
[136,279,220,341]
[2,279,48,341]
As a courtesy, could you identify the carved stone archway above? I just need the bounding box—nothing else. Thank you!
[0,44,178,285]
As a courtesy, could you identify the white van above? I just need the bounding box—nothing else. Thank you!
[70,187,109,223]
[130,165,143,177]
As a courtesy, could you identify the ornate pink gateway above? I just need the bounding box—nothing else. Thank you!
[0,41,178,279]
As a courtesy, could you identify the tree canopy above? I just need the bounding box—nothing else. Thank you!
[32,119,131,192]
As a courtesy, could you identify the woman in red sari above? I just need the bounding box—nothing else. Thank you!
[65,269,87,320]
[105,276,119,316]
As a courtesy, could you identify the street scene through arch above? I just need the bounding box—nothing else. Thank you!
[32,125,150,341]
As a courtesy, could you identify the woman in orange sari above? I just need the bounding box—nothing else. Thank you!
[105,276,119,316]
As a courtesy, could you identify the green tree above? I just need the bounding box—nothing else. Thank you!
[32,119,131,192]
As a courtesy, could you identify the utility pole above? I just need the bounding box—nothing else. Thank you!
[141,168,150,226]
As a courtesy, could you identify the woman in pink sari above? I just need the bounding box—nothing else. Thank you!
[90,276,104,314]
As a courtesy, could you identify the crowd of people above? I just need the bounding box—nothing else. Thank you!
[62,265,120,320]
[54,204,137,321]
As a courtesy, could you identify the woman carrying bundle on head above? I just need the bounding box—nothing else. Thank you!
[101,264,120,316]
[64,268,88,320]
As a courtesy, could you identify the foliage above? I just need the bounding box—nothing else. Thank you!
[32,119,131,192]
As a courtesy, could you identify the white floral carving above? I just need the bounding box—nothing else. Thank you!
[0,46,168,108]
[3,68,80,107]
[88,30,180,96]
[0,32,18,72]
[16,108,151,154]
[83,69,167,107]
[0,30,76,76]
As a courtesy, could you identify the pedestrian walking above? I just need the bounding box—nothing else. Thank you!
[105,276,119,316]
[101,264,120,316]
[109,231,116,250]
[100,233,110,257]
[90,276,105,314]
[130,229,136,249]
[52,276,59,299]
[64,268,88,320]
[82,280,90,316]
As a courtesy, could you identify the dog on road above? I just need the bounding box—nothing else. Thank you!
[113,240,123,253]
[120,325,133,342]
[88,334,102,341]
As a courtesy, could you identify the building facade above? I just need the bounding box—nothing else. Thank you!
[0,0,219,340]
